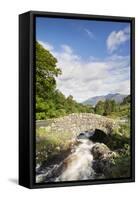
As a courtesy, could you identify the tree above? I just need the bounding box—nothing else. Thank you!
[95,101,105,115]
[122,95,130,104]
[103,100,117,116]
[36,42,61,100]
[111,100,116,112]
[36,42,62,119]
[104,100,112,116]
[35,41,95,120]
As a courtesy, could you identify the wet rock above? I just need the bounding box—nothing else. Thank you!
[91,143,111,159]
[89,129,110,144]
[91,143,117,176]
[77,131,94,140]
[92,158,112,175]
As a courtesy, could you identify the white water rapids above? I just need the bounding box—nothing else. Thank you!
[36,139,97,183]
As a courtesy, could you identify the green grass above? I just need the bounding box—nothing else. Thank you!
[36,128,74,165]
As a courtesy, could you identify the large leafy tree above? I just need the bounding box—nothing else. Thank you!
[36,42,62,119]
[36,42,61,100]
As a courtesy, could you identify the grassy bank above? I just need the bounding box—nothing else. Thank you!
[106,121,131,178]
[36,127,75,166]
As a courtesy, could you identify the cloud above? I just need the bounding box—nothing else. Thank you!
[61,44,73,54]
[84,28,95,39]
[39,41,130,102]
[38,40,54,51]
[107,26,130,53]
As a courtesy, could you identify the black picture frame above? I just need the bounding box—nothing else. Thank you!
[19,10,135,189]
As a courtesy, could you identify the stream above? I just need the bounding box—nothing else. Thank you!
[36,131,108,183]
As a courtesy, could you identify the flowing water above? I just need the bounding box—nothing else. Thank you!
[36,138,98,183]
[56,139,95,181]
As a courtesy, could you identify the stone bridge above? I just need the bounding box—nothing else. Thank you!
[36,113,116,136]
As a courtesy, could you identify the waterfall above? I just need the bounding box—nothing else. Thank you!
[56,139,95,181]
[36,138,96,183]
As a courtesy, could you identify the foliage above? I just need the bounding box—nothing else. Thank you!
[36,41,94,120]
[105,121,131,178]
[103,100,116,115]
[95,98,130,120]
[36,127,74,165]
[36,41,61,99]
[106,122,130,150]
[122,95,130,104]
[107,144,131,178]
[95,101,105,115]
[95,100,117,116]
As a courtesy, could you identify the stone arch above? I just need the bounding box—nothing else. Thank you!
[36,113,115,137]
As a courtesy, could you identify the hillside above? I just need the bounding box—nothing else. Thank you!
[83,93,128,106]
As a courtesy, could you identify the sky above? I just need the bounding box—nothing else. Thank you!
[36,17,131,102]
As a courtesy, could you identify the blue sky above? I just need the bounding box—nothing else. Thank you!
[36,17,130,102]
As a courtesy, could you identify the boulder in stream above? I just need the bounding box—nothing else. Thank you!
[91,143,117,176]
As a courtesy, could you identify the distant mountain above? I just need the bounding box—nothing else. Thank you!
[83,93,128,106]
